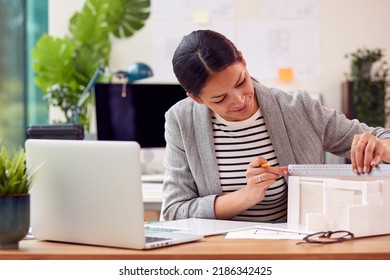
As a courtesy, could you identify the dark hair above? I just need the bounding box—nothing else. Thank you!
[172,30,242,97]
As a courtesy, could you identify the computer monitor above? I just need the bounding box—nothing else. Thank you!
[94,83,186,148]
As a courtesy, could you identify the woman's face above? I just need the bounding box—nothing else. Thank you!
[187,60,258,122]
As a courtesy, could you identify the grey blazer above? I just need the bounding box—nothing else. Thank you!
[162,80,390,220]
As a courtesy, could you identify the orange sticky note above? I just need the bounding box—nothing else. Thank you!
[278,68,294,83]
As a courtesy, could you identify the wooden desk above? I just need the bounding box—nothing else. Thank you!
[1,234,390,260]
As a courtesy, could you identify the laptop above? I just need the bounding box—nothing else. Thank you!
[25,139,203,249]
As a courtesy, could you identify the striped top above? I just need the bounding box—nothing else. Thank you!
[212,109,287,222]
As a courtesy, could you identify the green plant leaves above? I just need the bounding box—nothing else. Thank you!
[345,48,389,127]
[0,146,30,195]
[32,0,152,96]
[345,48,388,81]
[112,0,151,38]
[71,0,151,39]
[32,35,78,94]
[69,1,112,45]
[73,42,111,87]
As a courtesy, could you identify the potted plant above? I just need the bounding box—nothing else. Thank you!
[31,0,151,128]
[0,145,37,249]
[344,47,389,127]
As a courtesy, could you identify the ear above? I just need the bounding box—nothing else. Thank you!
[187,92,203,104]
[238,51,247,67]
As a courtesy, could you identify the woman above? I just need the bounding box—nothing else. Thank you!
[162,29,390,222]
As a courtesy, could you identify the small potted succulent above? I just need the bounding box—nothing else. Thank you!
[0,144,37,249]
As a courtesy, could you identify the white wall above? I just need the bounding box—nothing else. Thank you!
[48,0,390,114]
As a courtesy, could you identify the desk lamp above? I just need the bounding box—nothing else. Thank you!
[114,62,154,83]
[71,62,153,124]
[113,62,154,98]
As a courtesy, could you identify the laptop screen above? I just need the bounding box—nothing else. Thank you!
[94,83,186,148]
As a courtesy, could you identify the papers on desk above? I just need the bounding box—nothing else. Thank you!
[226,222,310,240]
[148,218,310,240]
[225,226,307,240]
[147,218,257,236]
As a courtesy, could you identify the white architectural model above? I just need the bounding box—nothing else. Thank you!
[288,176,390,237]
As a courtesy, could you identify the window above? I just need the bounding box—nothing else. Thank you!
[0,0,47,151]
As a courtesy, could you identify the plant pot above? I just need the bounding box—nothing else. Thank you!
[0,194,30,249]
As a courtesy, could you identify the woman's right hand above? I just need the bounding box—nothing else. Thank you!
[214,156,287,220]
[245,157,288,203]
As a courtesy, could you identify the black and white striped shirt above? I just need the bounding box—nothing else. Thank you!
[212,109,287,222]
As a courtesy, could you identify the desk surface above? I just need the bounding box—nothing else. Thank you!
[1,234,390,260]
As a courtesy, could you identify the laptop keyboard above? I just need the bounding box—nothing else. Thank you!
[145,236,172,243]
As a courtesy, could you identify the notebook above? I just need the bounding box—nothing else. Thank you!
[25,139,203,249]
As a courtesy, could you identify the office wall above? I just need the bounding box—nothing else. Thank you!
[48,0,390,115]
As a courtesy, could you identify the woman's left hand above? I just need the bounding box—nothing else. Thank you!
[350,132,390,174]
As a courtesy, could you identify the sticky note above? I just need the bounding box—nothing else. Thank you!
[193,9,209,25]
[278,67,294,83]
